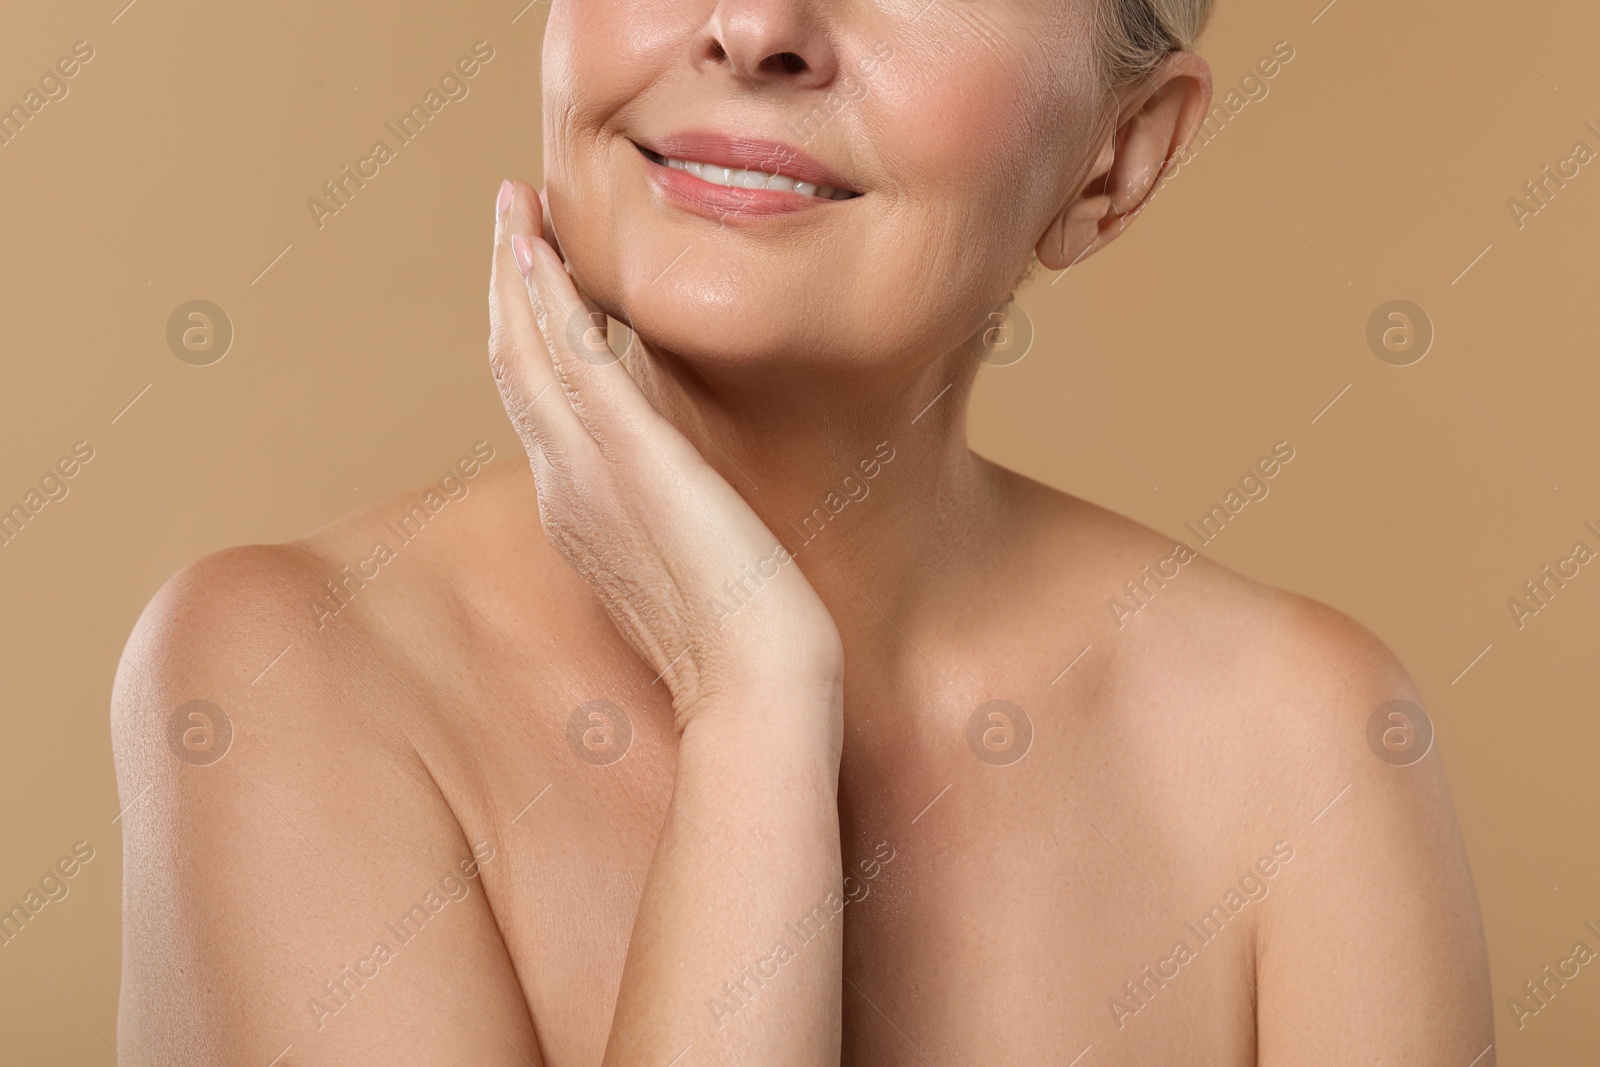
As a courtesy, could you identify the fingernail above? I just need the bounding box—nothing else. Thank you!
[496,180,513,223]
[511,233,534,277]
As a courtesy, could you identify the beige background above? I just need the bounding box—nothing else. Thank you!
[2,0,1596,1061]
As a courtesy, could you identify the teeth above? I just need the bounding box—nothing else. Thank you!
[658,155,854,200]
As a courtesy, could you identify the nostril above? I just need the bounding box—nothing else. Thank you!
[708,40,727,62]
[767,51,807,75]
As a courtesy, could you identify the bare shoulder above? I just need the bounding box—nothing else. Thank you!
[994,463,1425,758]
[1000,465,1494,1058]
[110,458,541,1064]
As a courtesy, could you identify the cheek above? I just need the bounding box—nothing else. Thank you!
[862,64,1065,324]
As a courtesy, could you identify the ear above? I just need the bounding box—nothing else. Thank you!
[1035,52,1213,272]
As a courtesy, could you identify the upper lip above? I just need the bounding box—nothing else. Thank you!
[633,131,861,195]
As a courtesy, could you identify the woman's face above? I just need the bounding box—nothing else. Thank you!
[542,0,1107,376]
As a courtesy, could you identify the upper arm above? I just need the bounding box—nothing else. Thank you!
[1251,594,1494,1065]
[111,546,542,1065]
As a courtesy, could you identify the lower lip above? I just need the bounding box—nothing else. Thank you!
[640,153,846,222]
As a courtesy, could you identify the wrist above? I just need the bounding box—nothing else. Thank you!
[675,667,844,769]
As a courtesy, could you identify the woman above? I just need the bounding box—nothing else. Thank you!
[112,0,1494,1063]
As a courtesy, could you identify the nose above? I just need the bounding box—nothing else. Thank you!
[698,0,839,90]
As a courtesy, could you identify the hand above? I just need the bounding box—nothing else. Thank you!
[487,180,843,733]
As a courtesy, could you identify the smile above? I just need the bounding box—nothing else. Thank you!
[639,145,859,201]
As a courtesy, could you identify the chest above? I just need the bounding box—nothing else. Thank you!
[456,713,1257,1067]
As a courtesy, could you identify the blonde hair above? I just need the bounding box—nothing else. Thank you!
[1099,0,1215,88]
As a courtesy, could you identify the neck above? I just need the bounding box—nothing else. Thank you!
[630,345,1008,636]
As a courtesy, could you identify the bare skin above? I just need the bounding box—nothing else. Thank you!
[113,0,1493,1062]
[111,451,1492,1064]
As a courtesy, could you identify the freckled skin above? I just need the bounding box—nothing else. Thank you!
[112,2,1494,1064]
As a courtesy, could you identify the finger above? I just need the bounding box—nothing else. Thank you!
[539,188,564,263]
[510,206,665,457]
[489,179,584,458]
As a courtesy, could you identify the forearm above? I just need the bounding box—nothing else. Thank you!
[603,684,845,1067]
